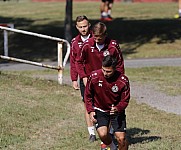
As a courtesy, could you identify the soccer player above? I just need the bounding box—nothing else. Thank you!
[100,0,114,21]
[174,0,181,19]
[77,21,124,86]
[76,21,124,149]
[84,55,130,150]
[70,15,96,142]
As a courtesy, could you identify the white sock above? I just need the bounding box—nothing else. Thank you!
[108,10,111,15]
[101,12,108,17]
[108,141,117,150]
[88,126,95,135]
[179,9,181,16]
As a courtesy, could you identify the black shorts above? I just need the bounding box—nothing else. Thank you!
[79,79,85,102]
[102,0,114,3]
[95,109,126,132]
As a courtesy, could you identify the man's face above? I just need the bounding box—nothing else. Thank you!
[102,66,115,78]
[76,19,90,36]
[93,34,106,45]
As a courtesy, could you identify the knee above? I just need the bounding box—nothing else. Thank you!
[117,137,128,146]
[98,131,107,140]
[99,132,112,145]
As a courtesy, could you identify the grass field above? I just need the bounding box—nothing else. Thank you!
[0,1,181,61]
[0,70,181,150]
[0,1,181,150]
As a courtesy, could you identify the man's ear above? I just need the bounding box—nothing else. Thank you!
[89,23,91,28]
[76,25,78,30]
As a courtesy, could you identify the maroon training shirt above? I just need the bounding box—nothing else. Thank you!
[70,33,92,81]
[85,69,130,114]
[76,37,125,79]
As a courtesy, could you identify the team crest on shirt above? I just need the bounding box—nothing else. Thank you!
[112,84,118,92]
[103,50,110,56]
[112,41,116,45]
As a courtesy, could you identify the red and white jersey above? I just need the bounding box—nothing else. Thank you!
[70,32,92,81]
[85,69,130,114]
[77,37,125,79]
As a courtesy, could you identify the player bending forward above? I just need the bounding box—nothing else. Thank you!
[84,55,130,150]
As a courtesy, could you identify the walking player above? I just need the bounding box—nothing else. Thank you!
[77,21,124,87]
[84,55,130,150]
[70,15,96,142]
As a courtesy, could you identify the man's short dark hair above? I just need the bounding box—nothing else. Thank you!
[75,15,89,24]
[102,55,117,69]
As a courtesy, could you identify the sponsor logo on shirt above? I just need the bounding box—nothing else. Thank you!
[98,80,103,87]
[78,42,83,48]
[91,47,94,52]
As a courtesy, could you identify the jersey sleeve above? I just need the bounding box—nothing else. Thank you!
[84,73,95,113]
[116,75,130,112]
[115,43,125,74]
[70,39,78,81]
[76,43,88,79]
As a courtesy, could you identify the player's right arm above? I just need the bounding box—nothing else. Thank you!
[76,42,89,79]
[84,74,95,114]
[70,39,79,89]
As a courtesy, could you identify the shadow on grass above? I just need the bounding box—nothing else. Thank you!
[1,16,181,62]
[127,127,161,145]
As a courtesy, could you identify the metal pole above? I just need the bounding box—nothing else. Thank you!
[4,30,8,56]
[0,26,70,67]
[0,55,61,70]
[58,42,63,84]
[0,26,71,84]
[0,26,67,43]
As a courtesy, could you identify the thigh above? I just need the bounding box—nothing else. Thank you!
[97,126,109,137]
[79,79,85,102]
[114,131,126,139]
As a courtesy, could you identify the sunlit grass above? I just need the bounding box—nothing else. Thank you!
[0,71,181,149]
[126,66,181,96]
[0,1,181,60]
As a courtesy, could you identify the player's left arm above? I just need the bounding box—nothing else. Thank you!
[116,75,130,112]
[111,41,125,74]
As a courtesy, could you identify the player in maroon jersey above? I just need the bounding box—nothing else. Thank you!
[85,55,130,150]
[77,21,124,86]
[70,15,92,90]
[70,15,96,142]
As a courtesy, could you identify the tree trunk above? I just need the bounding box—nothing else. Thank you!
[64,0,72,43]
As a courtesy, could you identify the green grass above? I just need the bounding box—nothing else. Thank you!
[0,1,181,149]
[126,66,181,96]
[5,66,181,96]
[0,71,181,149]
[0,1,181,61]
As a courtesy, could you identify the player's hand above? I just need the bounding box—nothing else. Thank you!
[83,77,88,86]
[110,105,118,115]
[72,81,80,90]
[89,112,97,123]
